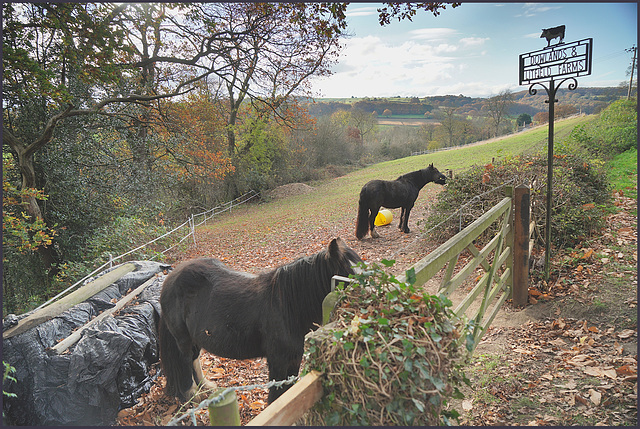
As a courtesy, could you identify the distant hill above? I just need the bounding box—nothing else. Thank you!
[304,87,627,118]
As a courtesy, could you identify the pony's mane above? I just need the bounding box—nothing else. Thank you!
[263,248,352,333]
[397,165,435,185]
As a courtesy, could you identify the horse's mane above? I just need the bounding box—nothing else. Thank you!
[396,165,434,185]
[262,248,349,333]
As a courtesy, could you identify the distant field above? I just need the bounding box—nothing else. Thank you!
[378,116,440,127]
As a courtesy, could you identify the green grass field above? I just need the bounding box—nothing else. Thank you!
[608,148,638,199]
[205,115,596,232]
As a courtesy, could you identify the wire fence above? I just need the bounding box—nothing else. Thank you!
[166,375,299,426]
[391,178,519,259]
[32,190,260,313]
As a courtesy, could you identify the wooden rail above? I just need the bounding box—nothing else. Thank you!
[246,371,323,426]
[245,185,530,425]
[50,274,159,354]
[3,263,137,339]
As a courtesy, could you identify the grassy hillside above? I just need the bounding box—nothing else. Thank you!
[199,115,595,236]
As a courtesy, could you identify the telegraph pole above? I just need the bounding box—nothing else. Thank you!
[626,45,637,99]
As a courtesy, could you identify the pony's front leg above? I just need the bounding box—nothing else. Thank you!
[187,350,217,401]
[400,207,412,233]
[185,346,218,402]
[266,350,303,403]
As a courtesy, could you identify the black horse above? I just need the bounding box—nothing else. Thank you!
[158,238,362,404]
[355,163,447,239]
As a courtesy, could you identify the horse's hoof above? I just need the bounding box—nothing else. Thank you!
[185,380,217,403]
[371,230,380,239]
[202,379,217,390]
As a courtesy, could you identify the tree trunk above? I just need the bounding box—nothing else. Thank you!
[15,147,60,275]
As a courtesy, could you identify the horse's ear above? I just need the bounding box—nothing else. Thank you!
[328,238,343,257]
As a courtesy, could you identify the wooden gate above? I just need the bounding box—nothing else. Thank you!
[395,185,530,349]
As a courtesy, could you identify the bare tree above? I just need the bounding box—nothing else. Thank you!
[196,3,345,156]
[486,89,514,138]
[436,107,459,147]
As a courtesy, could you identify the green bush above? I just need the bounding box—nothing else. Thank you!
[422,153,611,248]
[302,261,471,426]
[563,99,637,157]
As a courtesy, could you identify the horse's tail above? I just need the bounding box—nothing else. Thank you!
[355,195,370,240]
[158,315,192,400]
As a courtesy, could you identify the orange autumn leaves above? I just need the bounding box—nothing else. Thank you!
[158,97,234,183]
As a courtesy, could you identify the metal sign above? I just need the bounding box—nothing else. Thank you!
[518,29,593,281]
[519,38,592,85]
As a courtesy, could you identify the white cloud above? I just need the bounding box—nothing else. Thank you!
[311,3,630,98]
[517,3,563,18]
[346,6,379,18]
[460,37,489,47]
[409,27,458,41]
[312,34,470,97]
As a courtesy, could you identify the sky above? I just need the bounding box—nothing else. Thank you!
[309,2,638,99]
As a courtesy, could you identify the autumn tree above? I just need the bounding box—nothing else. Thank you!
[3,2,347,271]
[416,123,438,151]
[157,93,235,209]
[533,111,549,124]
[349,108,379,143]
[190,3,347,195]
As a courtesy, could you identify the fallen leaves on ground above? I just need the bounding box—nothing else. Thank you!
[463,318,637,426]
[460,190,637,426]
[116,356,270,426]
[118,188,636,426]
[117,188,444,425]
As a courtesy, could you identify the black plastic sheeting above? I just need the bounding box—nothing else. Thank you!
[2,261,170,426]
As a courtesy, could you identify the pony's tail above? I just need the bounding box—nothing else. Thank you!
[158,315,191,400]
[355,198,369,239]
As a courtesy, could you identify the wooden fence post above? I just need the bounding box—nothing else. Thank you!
[512,185,530,307]
[505,186,514,297]
[209,389,241,426]
[190,215,197,245]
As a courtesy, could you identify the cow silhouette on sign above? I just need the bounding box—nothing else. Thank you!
[540,25,565,47]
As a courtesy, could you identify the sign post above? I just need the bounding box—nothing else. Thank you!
[519,33,592,280]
